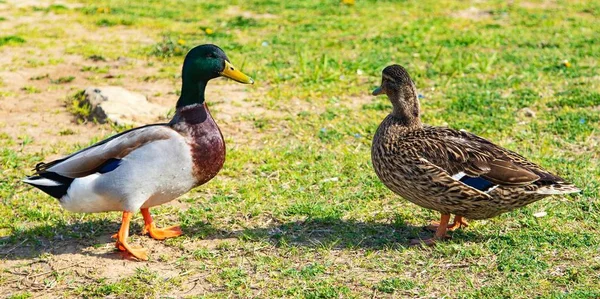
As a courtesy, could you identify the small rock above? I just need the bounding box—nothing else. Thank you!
[82,86,169,125]
[320,177,339,183]
[521,107,536,118]
[117,56,130,65]
[88,54,106,62]
[533,211,547,218]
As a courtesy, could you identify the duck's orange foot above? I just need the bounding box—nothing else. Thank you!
[426,215,468,232]
[142,223,183,240]
[115,240,149,261]
[140,208,183,240]
[114,211,149,261]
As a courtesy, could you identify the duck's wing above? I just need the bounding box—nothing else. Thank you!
[32,124,175,178]
[412,127,571,192]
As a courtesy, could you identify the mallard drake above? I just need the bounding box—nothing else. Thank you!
[371,65,579,246]
[23,44,254,260]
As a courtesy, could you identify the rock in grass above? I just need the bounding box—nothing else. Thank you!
[520,107,536,118]
[82,86,168,125]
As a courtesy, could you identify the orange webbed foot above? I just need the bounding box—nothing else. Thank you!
[413,214,453,247]
[115,211,149,261]
[116,240,149,261]
[142,223,183,240]
[140,208,183,240]
[426,215,468,232]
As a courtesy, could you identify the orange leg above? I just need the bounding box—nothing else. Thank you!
[426,215,469,232]
[411,213,451,246]
[140,208,183,240]
[115,211,148,260]
[448,215,468,231]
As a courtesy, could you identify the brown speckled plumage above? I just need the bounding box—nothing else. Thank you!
[371,65,580,222]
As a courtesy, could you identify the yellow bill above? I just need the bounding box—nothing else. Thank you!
[220,60,254,84]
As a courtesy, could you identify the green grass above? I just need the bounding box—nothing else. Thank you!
[50,75,75,84]
[0,35,25,47]
[1,0,599,298]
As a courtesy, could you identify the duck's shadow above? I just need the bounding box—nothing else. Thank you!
[231,217,424,249]
[0,219,138,260]
[232,217,486,250]
[0,216,486,260]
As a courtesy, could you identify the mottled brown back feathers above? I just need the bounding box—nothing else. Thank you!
[371,64,579,219]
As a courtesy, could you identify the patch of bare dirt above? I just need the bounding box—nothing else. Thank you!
[451,7,493,20]
[343,94,380,110]
[0,0,283,155]
[0,12,67,32]
[224,5,278,19]
[0,46,269,156]
[0,55,109,155]
[518,1,557,9]
[0,232,193,297]
[0,0,83,9]
[0,48,176,154]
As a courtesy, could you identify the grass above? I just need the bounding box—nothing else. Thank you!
[65,90,93,121]
[0,35,25,47]
[1,0,599,298]
[50,75,75,84]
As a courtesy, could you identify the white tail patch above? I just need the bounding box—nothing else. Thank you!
[536,185,581,195]
[60,174,117,213]
[22,177,61,187]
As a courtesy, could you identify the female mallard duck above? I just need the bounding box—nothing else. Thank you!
[371,65,580,246]
[23,44,254,260]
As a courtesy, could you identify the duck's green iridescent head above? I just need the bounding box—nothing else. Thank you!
[177,44,254,108]
[182,44,254,84]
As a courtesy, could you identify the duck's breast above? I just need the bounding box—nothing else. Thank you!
[175,103,226,186]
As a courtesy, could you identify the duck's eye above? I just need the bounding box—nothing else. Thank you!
[206,53,217,58]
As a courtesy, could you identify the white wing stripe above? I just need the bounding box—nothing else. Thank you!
[451,171,466,180]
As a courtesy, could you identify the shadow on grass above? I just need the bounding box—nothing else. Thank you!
[0,217,238,260]
[233,217,421,249]
[226,217,485,250]
[0,219,130,260]
[0,216,486,260]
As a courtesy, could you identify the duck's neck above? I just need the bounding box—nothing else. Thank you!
[388,87,422,128]
[172,79,212,125]
[176,80,208,108]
